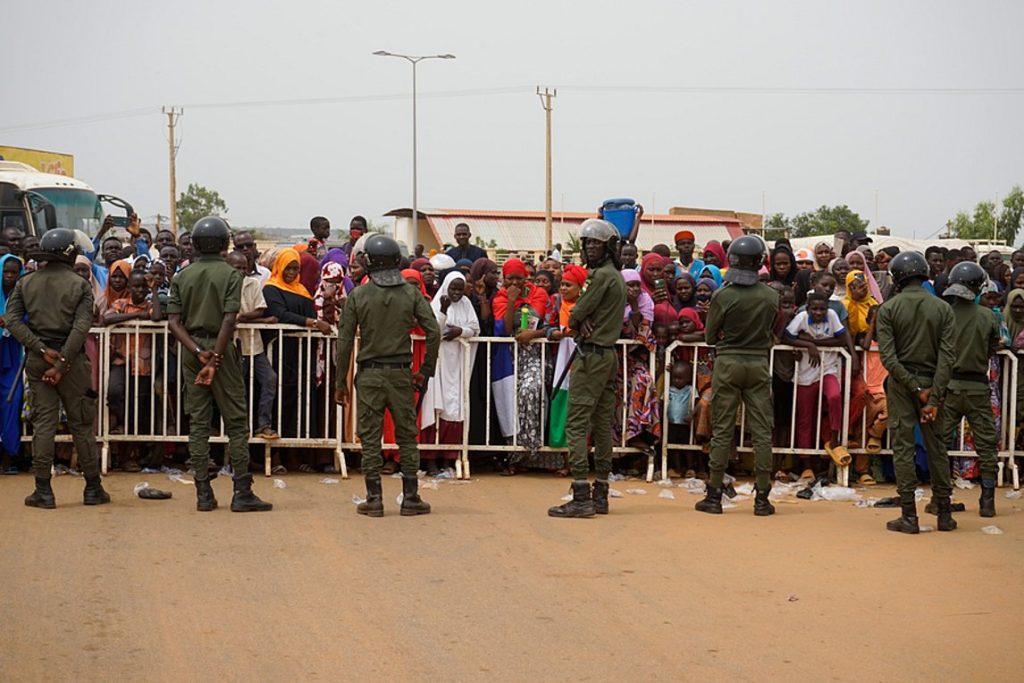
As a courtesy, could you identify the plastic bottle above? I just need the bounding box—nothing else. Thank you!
[520,306,530,331]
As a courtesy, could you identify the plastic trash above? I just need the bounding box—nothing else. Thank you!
[954,477,974,490]
[135,483,172,500]
[608,473,626,481]
[133,482,150,495]
[721,499,737,509]
[561,493,573,501]
[273,478,286,489]
[625,488,648,495]
[812,483,862,502]
[1006,489,1022,499]
[351,494,366,505]
[219,466,233,478]
[140,468,160,474]
[919,525,934,533]
[656,478,674,487]
[735,483,755,496]
[658,489,676,500]
[981,525,1004,535]
[420,480,439,490]
[319,478,339,485]
[873,496,901,508]
[396,493,404,505]
[161,467,184,476]
[168,473,194,485]
[390,472,403,479]
[914,488,925,502]
[435,468,456,480]
[855,498,879,508]
[608,488,624,498]
[723,473,736,486]
[678,478,705,490]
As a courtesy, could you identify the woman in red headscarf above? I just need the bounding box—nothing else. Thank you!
[701,241,727,270]
[640,253,679,326]
[673,306,714,475]
[615,268,662,468]
[492,258,549,474]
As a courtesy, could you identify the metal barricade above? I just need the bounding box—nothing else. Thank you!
[660,341,852,485]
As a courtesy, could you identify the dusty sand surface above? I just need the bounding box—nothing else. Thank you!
[0,472,1021,682]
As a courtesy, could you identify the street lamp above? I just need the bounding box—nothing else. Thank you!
[373,50,455,247]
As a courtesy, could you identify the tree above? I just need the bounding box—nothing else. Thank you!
[787,205,868,239]
[176,183,227,232]
[763,212,790,242]
[947,187,1024,244]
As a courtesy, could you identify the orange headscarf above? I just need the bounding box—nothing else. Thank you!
[266,248,313,299]
[104,259,133,306]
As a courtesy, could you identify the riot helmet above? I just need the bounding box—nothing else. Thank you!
[37,228,79,263]
[888,251,929,287]
[363,234,405,287]
[943,260,987,301]
[723,235,765,286]
[191,216,231,255]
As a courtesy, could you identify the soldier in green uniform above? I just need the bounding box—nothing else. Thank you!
[695,235,779,516]
[166,216,272,513]
[5,228,109,509]
[548,219,626,518]
[875,251,955,534]
[937,261,1000,519]
[335,235,440,517]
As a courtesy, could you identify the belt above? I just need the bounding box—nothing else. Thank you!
[578,342,614,356]
[360,361,410,370]
[951,371,988,384]
[39,337,67,349]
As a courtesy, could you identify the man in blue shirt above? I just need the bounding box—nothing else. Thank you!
[445,223,487,264]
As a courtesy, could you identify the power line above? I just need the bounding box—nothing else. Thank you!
[3,83,1021,133]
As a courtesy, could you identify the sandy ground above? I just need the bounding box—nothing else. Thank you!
[0,472,1021,682]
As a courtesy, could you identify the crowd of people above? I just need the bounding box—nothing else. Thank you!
[0,215,1019,493]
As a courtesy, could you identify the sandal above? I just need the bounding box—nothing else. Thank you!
[858,473,877,486]
[271,465,288,475]
[799,468,815,481]
[824,442,852,466]
[866,437,882,453]
[298,464,316,473]
[255,426,279,440]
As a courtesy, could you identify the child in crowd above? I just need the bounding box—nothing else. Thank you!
[666,360,695,477]
[858,305,888,484]
[103,270,160,471]
[785,291,858,478]
[769,282,798,476]
[227,252,279,440]
[546,265,585,475]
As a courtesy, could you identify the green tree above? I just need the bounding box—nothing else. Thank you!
[946,186,1024,244]
[763,212,790,242]
[176,183,227,232]
[788,205,868,239]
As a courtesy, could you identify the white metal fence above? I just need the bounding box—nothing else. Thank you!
[17,324,1022,489]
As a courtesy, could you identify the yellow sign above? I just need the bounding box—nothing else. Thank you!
[0,145,75,176]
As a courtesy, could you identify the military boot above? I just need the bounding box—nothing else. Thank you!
[753,485,775,516]
[695,485,723,514]
[936,495,958,531]
[83,475,111,506]
[592,479,610,515]
[925,498,965,514]
[230,473,273,512]
[979,481,996,518]
[548,480,596,518]
[357,477,384,517]
[886,500,920,534]
[195,478,218,512]
[24,477,56,509]
[400,475,432,516]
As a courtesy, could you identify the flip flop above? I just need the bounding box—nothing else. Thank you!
[866,437,882,453]
[858,473,876,486]
[825,442,852,466]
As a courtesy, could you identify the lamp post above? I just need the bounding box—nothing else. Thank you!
[373,50,455,247]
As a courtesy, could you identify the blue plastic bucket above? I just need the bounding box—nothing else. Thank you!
[601,198,638,239]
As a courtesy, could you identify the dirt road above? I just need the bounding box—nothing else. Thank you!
[0,473,1021,682]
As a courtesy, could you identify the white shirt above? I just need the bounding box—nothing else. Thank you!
[785,309,845,386]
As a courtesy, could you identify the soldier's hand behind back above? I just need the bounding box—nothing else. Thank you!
[920,405,938,424]
[195,365,216,386]
[42,348,64,366]
[917,388,931,405]
[42,367,63,386]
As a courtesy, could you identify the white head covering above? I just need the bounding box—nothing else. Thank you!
[426,271,480,422]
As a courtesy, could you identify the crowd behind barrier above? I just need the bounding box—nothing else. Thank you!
[16,323,1021,489]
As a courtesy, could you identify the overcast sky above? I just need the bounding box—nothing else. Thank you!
[4,0,1022,239]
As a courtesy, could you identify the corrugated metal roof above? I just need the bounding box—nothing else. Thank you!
[384,208,745,252]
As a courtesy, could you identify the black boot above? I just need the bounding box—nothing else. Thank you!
[592,479,610,515]
[83,475,111,506]
[753,485,775,516]
[357,477,384,517]
[886,500,920,534]
[230,473,273,512]
[936,495,958,531]
[548,480,596,518]
[979,481,996,518]
[400,475,431,516]
[925,499,965,514]
[24,476,56,509]
[695,485,723,514]
[195,478,218,512]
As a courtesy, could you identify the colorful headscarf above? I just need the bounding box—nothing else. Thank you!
[561,264,587,287]
[75,254,103,304]
[401,268,429,297]
[0,254,25,318]
[314,261,346,319]
[697,277,719,293]
[845,250,884,302]
[470,257,496,284]
[266,248,313,299]
[677,306,704,331]
[104,259,133,307]
[622,269,654,323]
[702,241,727,266]
[842,270,879,339]
[501,258,529,280]
[697,265,723,288]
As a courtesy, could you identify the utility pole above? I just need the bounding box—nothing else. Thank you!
[537,87,556,254]
[162,106,183,234]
